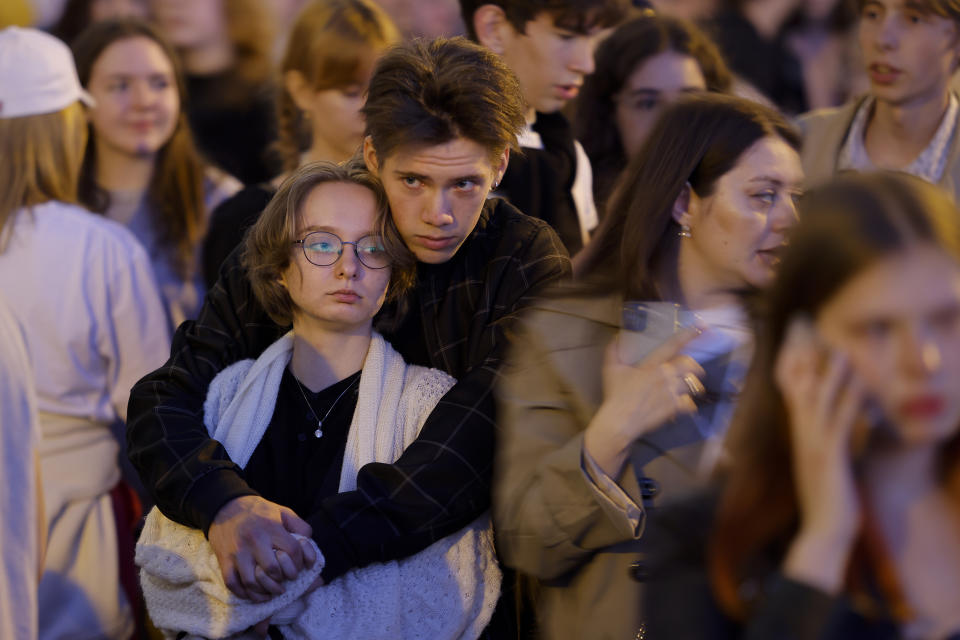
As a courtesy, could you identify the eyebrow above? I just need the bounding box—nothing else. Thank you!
[103,72,172,80]
[903,0,933,14]
[297,224,377,237]
[393,170,487,186]
[624,86,702,98]
[748,176,789,186]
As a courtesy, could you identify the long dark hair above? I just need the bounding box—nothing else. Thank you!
[574,14,731,208]
[73,18,206,280]
[710,172,960,620]
[573,93,799,301]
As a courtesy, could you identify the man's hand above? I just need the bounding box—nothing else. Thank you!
[208,495,317,601]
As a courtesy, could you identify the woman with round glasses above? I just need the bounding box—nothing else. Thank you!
[136,160,501,639]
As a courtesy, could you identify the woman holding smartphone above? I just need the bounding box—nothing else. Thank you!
[646,172,960,639]
[493,93,804,640]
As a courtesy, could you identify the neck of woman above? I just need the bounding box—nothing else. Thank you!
[181,40,234,76]
[304,133,354,166]
[864,441,941,513]
[95,140,155,194]
[289,319,372,392]
[670,246,744,311]
[742,0,795,40]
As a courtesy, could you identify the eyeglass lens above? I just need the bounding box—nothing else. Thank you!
[301,231,389,269]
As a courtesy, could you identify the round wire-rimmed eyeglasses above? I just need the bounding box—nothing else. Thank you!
[292,230,390,269]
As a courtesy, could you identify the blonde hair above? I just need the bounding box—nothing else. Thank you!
[276,0,399,170]
[0,103,87,251]
[225,0,277,87]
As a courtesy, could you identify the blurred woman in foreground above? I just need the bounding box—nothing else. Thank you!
[647,172,960,639]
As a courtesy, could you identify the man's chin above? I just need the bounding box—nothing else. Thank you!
[411,246,457,264]
[532,97,566,115]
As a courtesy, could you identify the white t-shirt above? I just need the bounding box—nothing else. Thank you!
[0,294,40,640]
[1,200,170,639]
[517,123,599,247]
[0,200,169,422]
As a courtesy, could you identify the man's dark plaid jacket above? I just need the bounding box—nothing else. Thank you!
[126,196,571,582]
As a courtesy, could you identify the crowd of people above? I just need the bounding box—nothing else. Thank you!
[1,0,960,639]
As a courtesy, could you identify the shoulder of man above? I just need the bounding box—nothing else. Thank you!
[796,98,865,188]
[796,98,862,141]
[474,197,569,255]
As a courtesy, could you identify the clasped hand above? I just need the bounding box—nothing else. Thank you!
[208,495,322,602]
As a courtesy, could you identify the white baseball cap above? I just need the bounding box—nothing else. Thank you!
[0,26,95,119]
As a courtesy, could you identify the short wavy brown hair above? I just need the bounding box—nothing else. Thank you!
[362,37,526,163]
[243,158,415,326]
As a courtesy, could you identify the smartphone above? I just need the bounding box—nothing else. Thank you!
[618,301,697,366]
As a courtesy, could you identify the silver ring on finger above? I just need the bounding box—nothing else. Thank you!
[682,372,705,397]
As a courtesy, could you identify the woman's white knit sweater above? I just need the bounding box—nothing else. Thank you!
[136,331,501,639]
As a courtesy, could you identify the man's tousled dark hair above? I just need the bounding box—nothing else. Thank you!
[459,0,628,40]
[362,37,526,162]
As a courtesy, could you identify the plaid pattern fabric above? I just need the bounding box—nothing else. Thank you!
[126,198,571,582]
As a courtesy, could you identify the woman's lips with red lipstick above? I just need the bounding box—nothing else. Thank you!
[899,395,945,419]
[756,244,787,267]
[869,63,902,85]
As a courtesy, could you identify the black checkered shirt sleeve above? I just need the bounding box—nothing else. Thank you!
[126,199,571,580]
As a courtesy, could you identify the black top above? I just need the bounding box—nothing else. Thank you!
[498,111,585,255]
[242,369,360,526]
[201,183,275,288]
[186,72,282,185]
[708,10,807,115]
[126,196,571,582]
[644,491,960,640]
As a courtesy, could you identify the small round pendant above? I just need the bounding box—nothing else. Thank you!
[314,427,323,438]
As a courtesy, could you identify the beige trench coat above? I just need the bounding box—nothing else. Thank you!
[798,95,960,201]
[494,293,730,640]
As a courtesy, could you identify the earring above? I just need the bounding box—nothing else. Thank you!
[492,180,500,190]
[679,224,692,239]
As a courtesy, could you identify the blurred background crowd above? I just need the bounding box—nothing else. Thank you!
[3,0,960,638]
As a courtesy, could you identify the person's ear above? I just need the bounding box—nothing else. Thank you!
[363,136,380,175]
[284,69,314,112]
[953,30,960,71]
[672,182,695,228]
[493,147,510,186]
[474,4,512,54]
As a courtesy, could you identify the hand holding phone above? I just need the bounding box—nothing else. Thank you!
[585,328,705,478]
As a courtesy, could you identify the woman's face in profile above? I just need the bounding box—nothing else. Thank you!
[816,244,960,446]
[680,135,804,292]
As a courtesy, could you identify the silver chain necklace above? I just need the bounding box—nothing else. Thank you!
[292,373,359,438]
